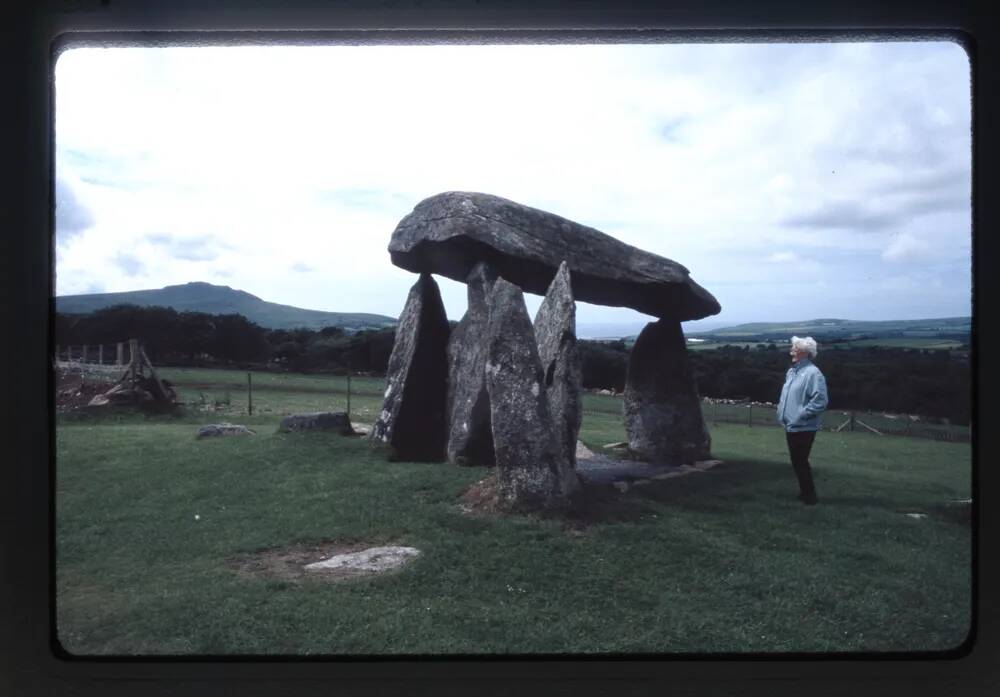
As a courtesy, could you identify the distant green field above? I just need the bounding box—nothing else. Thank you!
[692,317,970,338]
[55,367,972,655]
[824,338,965,350]
[684,338,965,351]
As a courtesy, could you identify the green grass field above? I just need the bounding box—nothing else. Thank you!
[55,368,972,655]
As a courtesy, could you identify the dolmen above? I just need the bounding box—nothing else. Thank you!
[370,191,719,511]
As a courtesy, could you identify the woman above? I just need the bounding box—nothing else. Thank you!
[776,336,828,505]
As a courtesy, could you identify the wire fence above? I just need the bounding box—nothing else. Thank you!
[54,342,133,370]
[582,395,971,443]
[55,344,970,443]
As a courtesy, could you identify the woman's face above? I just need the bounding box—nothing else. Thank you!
[790,347,807,363]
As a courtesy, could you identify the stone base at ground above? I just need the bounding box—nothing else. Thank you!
[279,412,354,434]
[574,441,723,487]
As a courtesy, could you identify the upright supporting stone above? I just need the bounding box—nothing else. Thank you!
[98,345,104,365]
[82,344,88,364]
[533,261,582,467]
[369,273,450,461]
[624,319,711,464]
[116,342,124,366]
[485,277,580,510]
[445,262,498,466]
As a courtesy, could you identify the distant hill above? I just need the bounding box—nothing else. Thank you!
[55,282,398,331]
[686,317,970,338]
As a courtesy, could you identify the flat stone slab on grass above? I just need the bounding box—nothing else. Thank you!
[575,441,723,486]
[279,411,354,434]
[197,423,256,438]
[303,546,421,574]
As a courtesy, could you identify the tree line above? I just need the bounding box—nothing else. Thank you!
[56,305,971,424]
[55,305,394,375]
[578,340,970,425]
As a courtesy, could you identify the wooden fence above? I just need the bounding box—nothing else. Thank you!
[54,341,131,368]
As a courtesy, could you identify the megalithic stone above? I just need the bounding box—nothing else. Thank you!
[388,191,720,321]
[533,261,582,467]
[369,273,450,461]
[484,277,580,509]
[623,319,711,464]
[445,262,498,466]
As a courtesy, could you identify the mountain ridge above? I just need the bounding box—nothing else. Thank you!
[55,282,398,331]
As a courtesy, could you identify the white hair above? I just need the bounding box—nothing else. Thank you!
[791,335,818,358]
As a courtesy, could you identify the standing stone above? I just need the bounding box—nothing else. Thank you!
[369,273,450,461]
[484,277,580,509]
[445,262,498,466]
[624,319,711,464]
[533,261,582,467]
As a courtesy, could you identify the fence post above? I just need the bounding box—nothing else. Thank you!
[747,402,753,427]
[247,372,253,415]
[117,342,124,366]
[98,345,103,365]
[346,374,352,418]
[82,344,88,364]
[850,411,856,432]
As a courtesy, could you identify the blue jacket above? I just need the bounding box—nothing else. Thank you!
[777,358,828,432]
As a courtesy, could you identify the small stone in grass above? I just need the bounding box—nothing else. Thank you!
[196,423,256,438]
[304,546,421,574]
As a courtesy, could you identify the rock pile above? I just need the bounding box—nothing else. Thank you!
[371,192,719,512]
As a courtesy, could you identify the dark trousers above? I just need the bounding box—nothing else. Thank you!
[785,430,818,502]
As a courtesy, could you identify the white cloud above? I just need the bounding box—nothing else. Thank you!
[767,252,800,264]
[53,41,972,324]
[882,232,933,263]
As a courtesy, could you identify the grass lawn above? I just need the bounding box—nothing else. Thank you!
[55,368,972,655]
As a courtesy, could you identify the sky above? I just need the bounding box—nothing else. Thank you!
[53,41,972,336]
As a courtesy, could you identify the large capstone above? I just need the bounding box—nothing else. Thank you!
[369,273,450,461]
[533,261,582,467]
[389,191,720,321]
[445,262,498,466]
[484,277,580,509]
[624,319,711,464]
